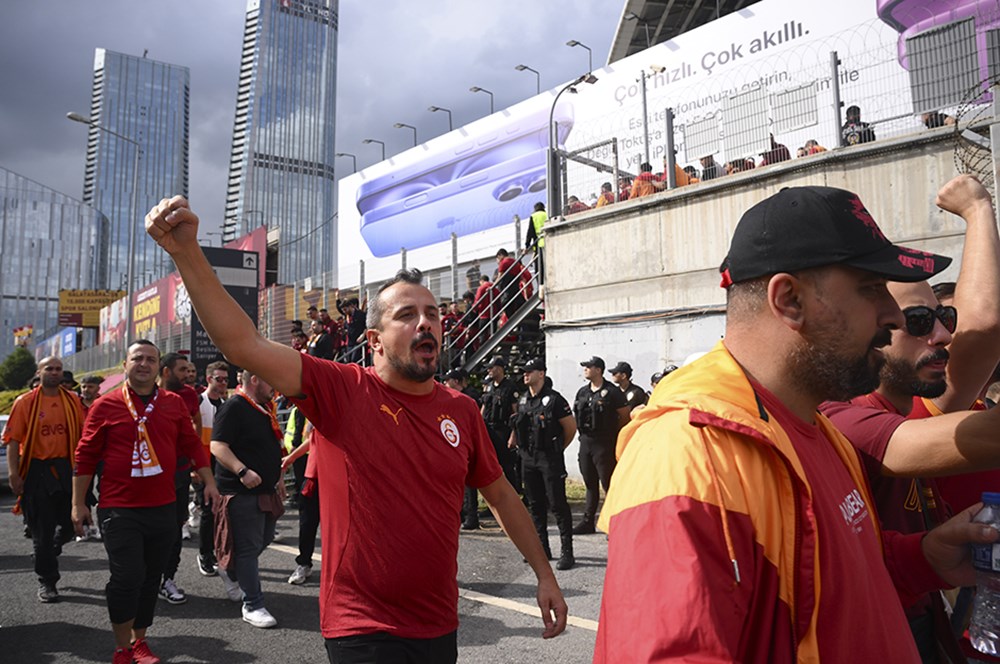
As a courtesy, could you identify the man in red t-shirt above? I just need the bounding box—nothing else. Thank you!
[72,340,219,664]
[145,195,567,664]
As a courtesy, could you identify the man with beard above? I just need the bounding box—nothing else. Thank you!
[144,196,566,664]
[821,174,1000,661]
[594,185,1000,662]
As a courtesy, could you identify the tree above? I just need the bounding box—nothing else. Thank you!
[0,347,37,391]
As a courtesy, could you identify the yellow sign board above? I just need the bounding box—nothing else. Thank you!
[59,289,126,328]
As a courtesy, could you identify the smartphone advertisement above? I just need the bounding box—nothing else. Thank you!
[337,0,992,286]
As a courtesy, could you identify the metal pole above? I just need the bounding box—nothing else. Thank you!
[401,248,407,270]
[359,260,365,302]
[640,71,650,165]
[293,281,299,320]
[125,141,140,341]
[451,233,459,302]
[665,108,677,189]
[830,51,844,147]
[612,138,620,198]
[991,84,1000,227]
[514,215,522,254]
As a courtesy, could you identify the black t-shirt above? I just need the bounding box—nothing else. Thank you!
[574,380,628,438]
[212,396,283,495]
[619,382,649,411]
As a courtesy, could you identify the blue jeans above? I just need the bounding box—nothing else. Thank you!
[225,493,276,611]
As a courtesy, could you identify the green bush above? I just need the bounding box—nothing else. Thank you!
[0,348,36,391]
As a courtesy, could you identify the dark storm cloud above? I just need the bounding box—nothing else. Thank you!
[0,0,620,234]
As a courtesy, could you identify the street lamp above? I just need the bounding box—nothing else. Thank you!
[638,65,666,165]
[393,122,418,146]
[547,74,599,216]
[204,231,223,246]
[67,111,140,341]
[361,138,386,161]
[335,152,357,173]
[565,40,593,73]
[515,64,541,95]
[624,12,652,49]
[427,106,453,131]
[469,86,495,115]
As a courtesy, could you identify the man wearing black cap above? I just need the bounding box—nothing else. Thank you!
[595,185,1000,662]
[511,358,577,569]
[480,357,520,493]
[608,362,647,414]
[572,356,628,535]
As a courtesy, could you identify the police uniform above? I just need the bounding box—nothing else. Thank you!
[481,376,520,491]
[573,378,627,532]
[513,380,573,565]
[621,384,648,411]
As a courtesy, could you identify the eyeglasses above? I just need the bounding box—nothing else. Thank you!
[902,305,957,337]
[210,376,228,383]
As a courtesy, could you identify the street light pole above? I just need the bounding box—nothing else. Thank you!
[515,64,541,95]
[547,74,598,217]
[565,40,593,73]
[361,138,386,161]
[335,152,357,173]
[427,106,453,131]
[624,12,652,48]
[393,122,418,146]
[67,111,140,341]
[469,86,495,115]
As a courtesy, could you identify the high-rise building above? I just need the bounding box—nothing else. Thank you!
[223,0,338,284]
[82,48,190,291]
[0,167,108,362]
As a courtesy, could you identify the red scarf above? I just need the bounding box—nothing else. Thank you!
[236,387,282,441]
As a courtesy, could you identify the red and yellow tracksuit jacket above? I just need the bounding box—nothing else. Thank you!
[594,343,939,663]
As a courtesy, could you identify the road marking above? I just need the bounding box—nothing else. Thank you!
[267,543,600,632]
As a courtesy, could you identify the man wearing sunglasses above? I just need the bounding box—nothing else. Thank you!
[822,174,1000,661]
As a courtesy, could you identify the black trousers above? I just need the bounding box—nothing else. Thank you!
[99,504,175,627]
[325,630,457,664]
[578,434,617,521]
[486,425,519,493]
[296,482,320,567]
[196,457,216,563]
[520,448,572,554]
[163,468,190,580]
[22,458,74,585]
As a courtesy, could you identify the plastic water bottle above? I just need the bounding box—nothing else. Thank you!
[970,493,1000,655]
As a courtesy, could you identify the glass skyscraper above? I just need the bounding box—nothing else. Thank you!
[82,48,190,291]
[0,167,107,362]
[223,0,338,284]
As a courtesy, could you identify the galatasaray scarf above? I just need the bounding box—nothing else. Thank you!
[123,384,163,477]
[236,387,282,442]
[17,386,83,477]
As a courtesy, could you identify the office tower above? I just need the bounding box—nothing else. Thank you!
[0,167,107,362]
[223,0,339,284]
[82,48,190,291]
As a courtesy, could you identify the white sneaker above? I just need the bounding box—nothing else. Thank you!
[159,578,187,604]
[242,605,277,628]
[181,523,192,540]
[288,565,312,585]
[88,525,102,541]
[220,572,244,603]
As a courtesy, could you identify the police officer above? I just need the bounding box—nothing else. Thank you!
[573,356,628,535]
[445,369,485,530]
[608,361,647,414]
[480,357,520,492]
[511,358,577,570]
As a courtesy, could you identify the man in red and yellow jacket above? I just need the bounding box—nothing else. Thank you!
[596,186,1000,663]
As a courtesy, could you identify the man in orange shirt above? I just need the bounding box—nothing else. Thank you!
[2,356,84,603]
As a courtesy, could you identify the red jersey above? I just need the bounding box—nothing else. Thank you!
[757,385,927,661]
[75,386,208,508]
[291,354,502,639]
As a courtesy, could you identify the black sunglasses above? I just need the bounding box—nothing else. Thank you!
[902,305,957,337]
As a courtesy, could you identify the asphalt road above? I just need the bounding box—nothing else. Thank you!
[0,490,606,663]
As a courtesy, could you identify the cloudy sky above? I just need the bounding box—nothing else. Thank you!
[0,0,623,239]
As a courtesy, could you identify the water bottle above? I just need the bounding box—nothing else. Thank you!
[970,493,1000,655]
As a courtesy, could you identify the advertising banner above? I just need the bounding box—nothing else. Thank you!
[58,289,126,328]
[34,328,77,362]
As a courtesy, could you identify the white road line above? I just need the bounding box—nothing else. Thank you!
[267,542,600,632]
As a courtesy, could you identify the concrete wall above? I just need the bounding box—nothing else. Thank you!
[543,129,974,479]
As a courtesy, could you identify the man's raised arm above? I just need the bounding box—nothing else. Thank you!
[145,196,303,397]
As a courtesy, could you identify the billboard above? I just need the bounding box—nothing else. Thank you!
[337,0,982,286]
[34,328,77,362]
[58,290,127,328]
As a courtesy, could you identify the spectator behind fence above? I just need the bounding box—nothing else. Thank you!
[922,111,955,129]
[805,138,827,154]
[842,104,876,146]
[683,166,700,183]
[630,163,661,199]
[760,135,791,166]
[796,147,808,158]
[659,156,691,188]
[726,158,755,174]
[595,182,615,207]
[565,196,590,214]
[700,155,723,181]
[617,177,632,202]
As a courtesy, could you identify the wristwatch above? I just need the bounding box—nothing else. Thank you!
[237,467,249,479]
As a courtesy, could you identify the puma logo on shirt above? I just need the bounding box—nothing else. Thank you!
[380,404,403,426]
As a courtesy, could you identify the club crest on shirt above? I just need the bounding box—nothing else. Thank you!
[438,415,460,447]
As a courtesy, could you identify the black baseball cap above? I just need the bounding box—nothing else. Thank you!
[609,361,633,376]
[523,358,546,372]
[488,356,507,369]
[580,356,605,370]
[720,186,951,287]
[62,371,78,388]
[81,375,103,385]
[444,369,467,381]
